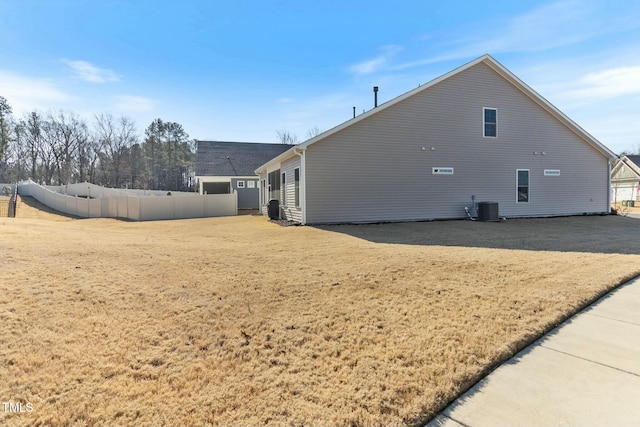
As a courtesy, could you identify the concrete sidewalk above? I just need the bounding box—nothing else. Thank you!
[427,276,640,427]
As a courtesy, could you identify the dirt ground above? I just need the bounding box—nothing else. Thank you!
[1,196,639,427]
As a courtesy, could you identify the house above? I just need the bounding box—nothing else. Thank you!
[611,155,640,205]
[255,54,617,225]
[195,141,291,209]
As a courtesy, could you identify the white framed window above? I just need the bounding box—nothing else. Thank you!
[294,168,300,207]
[517,169,530,203]
[483,107,497,138]
[281,172,286,206]
[236,180,245,188]
[544,169,561,176]
[247,180,255,188]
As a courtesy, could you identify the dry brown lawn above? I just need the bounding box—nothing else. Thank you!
[1,196,639,427]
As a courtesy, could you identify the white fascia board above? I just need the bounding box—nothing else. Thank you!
[482,56,618,161]
[253,59,489,174]
[621,156,640,177]
[197,176,259,182]
[256,54,617,174]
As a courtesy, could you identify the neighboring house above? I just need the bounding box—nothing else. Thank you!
[195,141,291,209]
[611,155,640,204]
[255,54,617,225]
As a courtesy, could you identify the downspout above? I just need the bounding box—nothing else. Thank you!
[293,147,307,225]
[608,157,616,214]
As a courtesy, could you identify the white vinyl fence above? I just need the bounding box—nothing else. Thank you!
[18,180,237,221]
[44,182,197,198]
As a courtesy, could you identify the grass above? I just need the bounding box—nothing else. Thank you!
[1,197,639,426]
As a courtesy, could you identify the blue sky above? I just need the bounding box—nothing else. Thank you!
[1,0,639,154]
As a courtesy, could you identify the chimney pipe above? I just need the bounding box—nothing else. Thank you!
[353,106,356,118]
[373,86,378,108]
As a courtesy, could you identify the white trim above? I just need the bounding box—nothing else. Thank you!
[516,169,530,203]
[196,175,258,180]
[483,107,498,138]
[197,177,232,183]
[543,169,561,176]
[292,147,307,224]
[261,178,267,206]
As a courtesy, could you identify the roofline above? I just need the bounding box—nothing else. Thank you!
[478,56,617,160]
[255,54,617,173]
[612,155,640,177]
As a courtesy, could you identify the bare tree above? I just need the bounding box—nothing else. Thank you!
[305,126,322,140]
[0,96,13,181]
[18,112,46,183]
[276,130,299,145]
[48,110,87,184]
[95,114,137,187]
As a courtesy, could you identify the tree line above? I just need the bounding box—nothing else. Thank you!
[0,96,195,191]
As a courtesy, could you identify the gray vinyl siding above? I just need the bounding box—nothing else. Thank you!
[280,156,302,222]
[304,62,609,224]
[231,178,259,209]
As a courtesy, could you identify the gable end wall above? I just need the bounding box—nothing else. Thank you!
[304,63,609,224]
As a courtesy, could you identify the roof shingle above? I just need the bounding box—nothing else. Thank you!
[195,141,292,177]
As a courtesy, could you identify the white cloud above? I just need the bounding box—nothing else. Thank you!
[114,95,156,113]
[63,60,120,83]
[348,45,402,75]
[0,70,72,114]
[395,1,602,70]
[573,66,640,98]
[487,0,594,52]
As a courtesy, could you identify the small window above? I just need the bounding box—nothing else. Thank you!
[294,168,300,207]
[281,173,286,206]
[236,180,245,188]
[247,180,255,188]
[483,108,497,138]
[517,169,529,203]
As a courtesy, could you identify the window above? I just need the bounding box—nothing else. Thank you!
[517,169,529,203]
[268,170,280,201]
[294,168,300,207]
[236,180,245,188]
[247,180,255,188]
[281,173,286,206]
[483,108,497,138]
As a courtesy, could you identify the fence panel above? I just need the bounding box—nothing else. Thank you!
[174,196,204,219]
[140,197,174,221]
[127,197,141,220]
[17,180,236,221]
